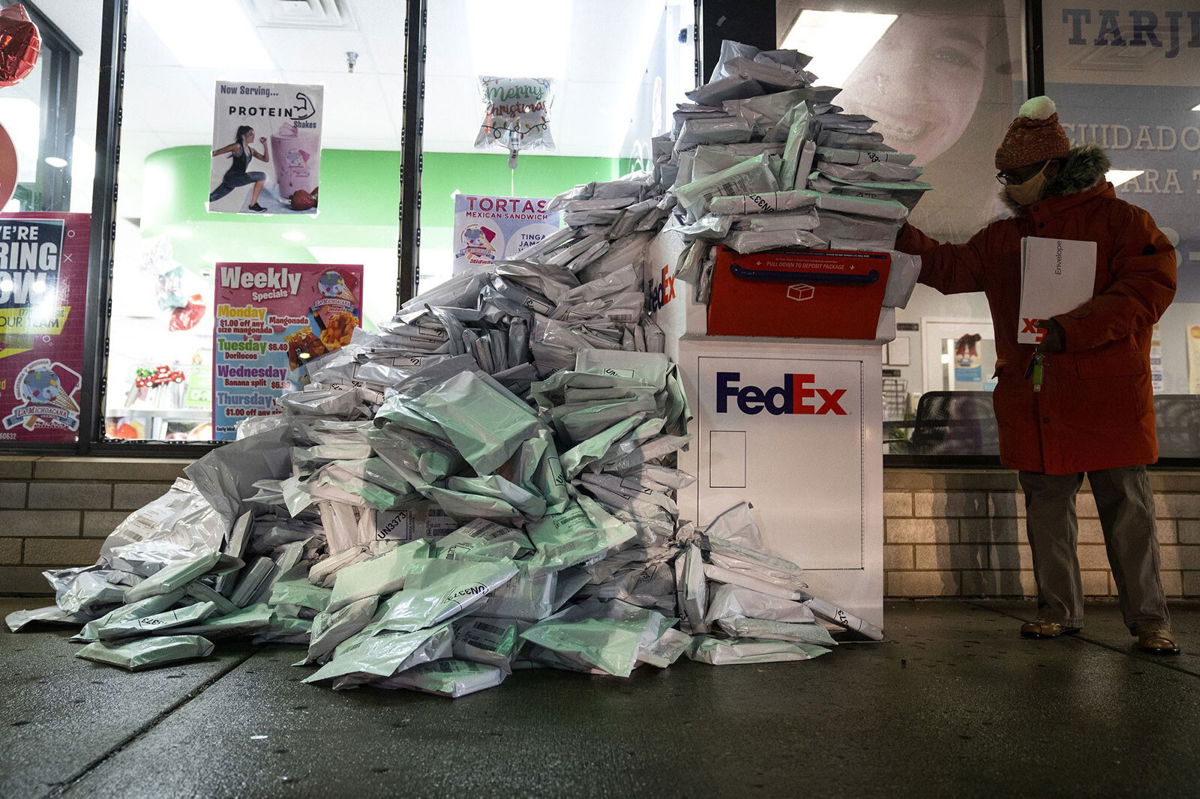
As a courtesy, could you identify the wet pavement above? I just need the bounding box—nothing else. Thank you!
[3,597,1199,798]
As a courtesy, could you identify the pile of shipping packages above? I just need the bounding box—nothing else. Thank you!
[664,40,924,304]
[6,39,898,698]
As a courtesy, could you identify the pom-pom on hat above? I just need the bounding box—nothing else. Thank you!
[994,96,1072,171]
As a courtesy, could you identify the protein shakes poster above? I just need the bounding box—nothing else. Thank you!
[209,81,324,216]
[0,213,89,443]
[212,262,362,440]
[452,194,561,275]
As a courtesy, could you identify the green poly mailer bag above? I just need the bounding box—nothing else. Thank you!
[559,415,646,479]
[327,539,430,613]
[446,475,546,520]
[268,574,333,614]
[123,552,222,603]
[407,371,541,476]
[435,519,532,561]
[76,635,215,671]
[367,557,519,635]
[170,603,273,639]
[525,502,609,571]
[520,616,650,678]
[97,601,218,641]
[74,590,187,642]
[304,596,378,665]
[452,617,521,674]
[303,622,453,684]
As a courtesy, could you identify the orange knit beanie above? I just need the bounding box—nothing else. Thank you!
[994,96,1071,171]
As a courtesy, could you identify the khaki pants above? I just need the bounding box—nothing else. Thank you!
[1019,465,1169,633]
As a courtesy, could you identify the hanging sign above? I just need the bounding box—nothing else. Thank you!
[452,193,561,275]
[212,262,363,440]
[209,81,324,215]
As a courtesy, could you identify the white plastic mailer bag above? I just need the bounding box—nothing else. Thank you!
[704,583,815,626]
[638,626,691,668]
[715,616,837,647]
[76,635,215,671]
[372,658,506,698]
[674,154,779,220]
[688,636,830,665]
[708,189,817,215]
[678,543,708,634]
[804,596,885,641]
[101,478,226,575]
[73,590,186,642]
[124,552,223,603]
[703,563,809,602]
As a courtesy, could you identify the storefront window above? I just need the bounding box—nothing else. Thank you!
[417,0,696,295]
[103,0,405,441]
[1044,1,1200,456]
[778,0,1025,455]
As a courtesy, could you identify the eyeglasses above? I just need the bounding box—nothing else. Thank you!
[996,161,1048,186]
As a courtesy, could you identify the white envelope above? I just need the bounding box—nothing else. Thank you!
[1018,236,1097,344]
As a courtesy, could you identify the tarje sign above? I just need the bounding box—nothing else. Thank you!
[0,213,89,442]
[212,262,363,441]
[452,193,561,275]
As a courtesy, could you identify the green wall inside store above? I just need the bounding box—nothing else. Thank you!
[143,146,621,248]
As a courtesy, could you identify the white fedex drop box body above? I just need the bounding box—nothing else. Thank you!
[650,228,887,630]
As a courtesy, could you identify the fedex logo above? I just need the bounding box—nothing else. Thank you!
[716,371,848,416]
[644,264,676,314]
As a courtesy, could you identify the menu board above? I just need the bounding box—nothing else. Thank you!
[213,261,363,440]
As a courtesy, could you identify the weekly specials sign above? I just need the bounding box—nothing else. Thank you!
[212,261,363,440]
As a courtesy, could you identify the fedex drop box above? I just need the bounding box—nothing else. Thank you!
[675,334,885,629]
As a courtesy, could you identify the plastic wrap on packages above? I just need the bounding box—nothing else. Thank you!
[185,424,291,527]
[811,211,904,251]
[673,116,754,155]
[815,146,916,166]
[100,478,227,576]
[715,615,838,647]
[674,155,779,221]
[76,635,215,671]
[731,210,819,233]
[691,142,787,182]
[366,557,519,635]
[372,659,506,698]
[453,617,522,674]
[41,568,138,616]
[687,636,830,665]
[304,596,377,664]
[96,601,218,642]
[304,622,453,685]
[707,189,818,215]
[724,228,826,254]
[685,74,764,106]
[406,371,541,476]
[72,591,186,642]
[882,251,921,309]
[7,604,91,633]
[817,160,925,183]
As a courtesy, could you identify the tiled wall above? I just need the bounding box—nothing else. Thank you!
[0,458,1196,599]
[0,457,187,594]
[883,470,1200,598]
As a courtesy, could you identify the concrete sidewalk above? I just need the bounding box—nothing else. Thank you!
[3,598,1199,798]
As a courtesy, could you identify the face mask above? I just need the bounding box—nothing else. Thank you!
[1004,162,1049,206]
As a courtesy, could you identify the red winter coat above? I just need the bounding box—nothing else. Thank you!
[897,171,1176,474]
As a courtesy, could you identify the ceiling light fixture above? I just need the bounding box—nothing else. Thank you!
[44,156,68,168]
[467,0,571,81]
[780,10,897,88]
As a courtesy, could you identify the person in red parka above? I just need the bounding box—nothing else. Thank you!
[896,96,1180,655]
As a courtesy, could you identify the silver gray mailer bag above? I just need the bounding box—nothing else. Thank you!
[715,616,837,647]
[688,636,830,665]
[304,596,378,665]
[76,635,215,671]
[124,551,224,603]
[97,601,218,641]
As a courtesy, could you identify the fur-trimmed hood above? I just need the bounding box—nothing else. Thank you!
[1002,144,1111,213]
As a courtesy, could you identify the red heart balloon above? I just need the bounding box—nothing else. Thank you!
[0,4,40,89]
[290,189,316,211]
